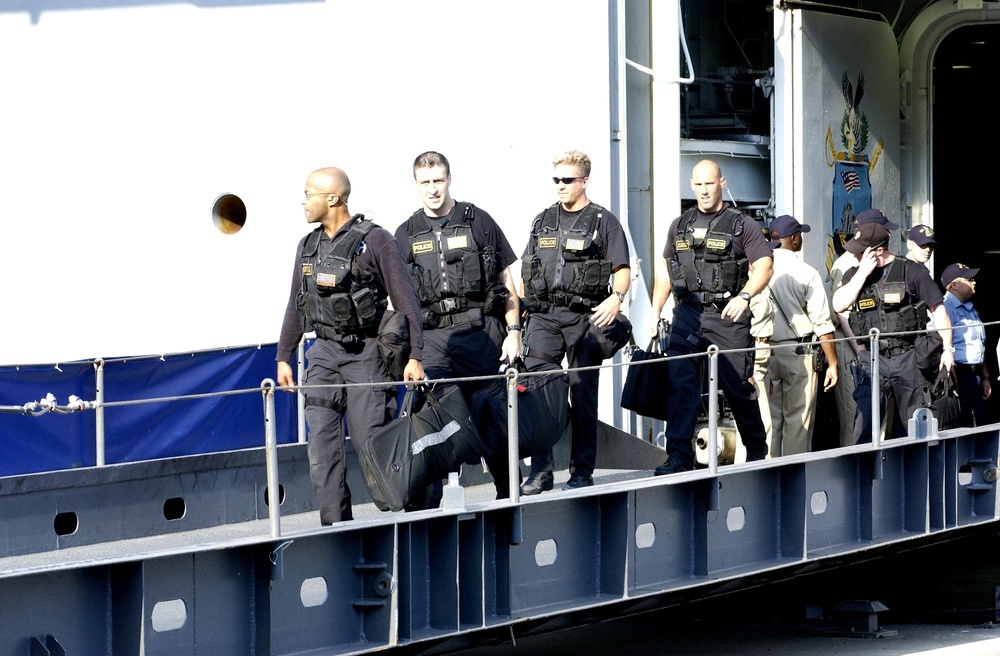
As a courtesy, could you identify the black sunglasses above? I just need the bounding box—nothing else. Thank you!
[552,177,584,185]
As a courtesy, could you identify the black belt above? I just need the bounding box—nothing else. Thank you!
[548,291,598,311]
[434,308,484,329]
[955,361,984,375]
[880,345,910,358]
[427,297,483,315]
[772,334,815,344]
[522,346,561,366]
[684,291,730,305]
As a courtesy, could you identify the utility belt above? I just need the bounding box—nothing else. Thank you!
[313,324,370,345]
[423,306,484,330]
[680,291,730,307]
[878,338,913,358]
[548,291,599,313]
[424,296,483,316]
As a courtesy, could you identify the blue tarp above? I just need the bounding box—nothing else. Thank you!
[0,345,299,477]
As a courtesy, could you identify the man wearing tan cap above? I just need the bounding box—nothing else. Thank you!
[765,215,838,456]
[832,223,954,442]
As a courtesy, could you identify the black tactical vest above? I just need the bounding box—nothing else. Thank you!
[667,206,749,301]
[404,202,497,321]
[848,258,929,350]
[521,203,612,313]
[299,216,386,339]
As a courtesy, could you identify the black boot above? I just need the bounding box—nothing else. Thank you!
[519,471,554,495]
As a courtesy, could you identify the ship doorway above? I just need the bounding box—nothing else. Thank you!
[930,23,1000,422]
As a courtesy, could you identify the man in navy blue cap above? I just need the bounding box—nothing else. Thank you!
[825,208,900,446]
[941,262,990,426]
[763,215,838,455]
[905,224,937,265]
[833,223,954,442]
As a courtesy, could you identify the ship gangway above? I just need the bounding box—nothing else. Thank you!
[0,330,996,655]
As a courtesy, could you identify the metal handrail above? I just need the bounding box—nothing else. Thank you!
[0,319,984,539]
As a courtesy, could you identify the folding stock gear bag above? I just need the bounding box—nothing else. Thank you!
[621,335,670,421]
[470,358,569,461]
[358,384,483,512]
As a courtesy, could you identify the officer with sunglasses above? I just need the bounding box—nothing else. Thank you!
[519,150,631,494]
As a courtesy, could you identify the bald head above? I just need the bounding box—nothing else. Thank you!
[307,167,351,201]
[692,159,722,180]
[690,159,725,213]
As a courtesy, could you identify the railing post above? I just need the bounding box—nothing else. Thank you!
[262,378,282,538]
[707,345,720,475]
[506,368,520,504]
[297,338,307,444]
[94,359,106,467]
[869,329,882,448]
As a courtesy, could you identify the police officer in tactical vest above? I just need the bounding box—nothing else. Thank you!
[394,151,522,504]
[276,167,425,525]
[650,160,773,474]
[519,150,631,494]
[832,221,955,442]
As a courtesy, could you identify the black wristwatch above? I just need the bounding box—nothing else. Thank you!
[506,324,522,333]
[738,291,752,302]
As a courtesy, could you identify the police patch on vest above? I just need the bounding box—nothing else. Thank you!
[565,238,585,251]
[302,263,314,276]
[446,235,469,250]
[858,298,876,310]
[316,272,338,287]
[706,238,727,250]
[883,292,902,304]
[412,240,434,255]
[538,237,558,249]
[675,240,690,251]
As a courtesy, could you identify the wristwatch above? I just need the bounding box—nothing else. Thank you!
[506,324,522,333]
[615,291,626,303]
[738,291,752,302]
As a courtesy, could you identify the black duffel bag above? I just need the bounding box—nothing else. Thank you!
[469,358,569,497]
[621,329,670,421]
[358,384,483,512]
[921,368,962,430]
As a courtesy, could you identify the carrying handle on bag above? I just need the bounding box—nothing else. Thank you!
[420,386,447,427]
[933,368,955,396]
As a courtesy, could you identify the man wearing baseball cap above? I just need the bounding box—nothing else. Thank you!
[941,262,990,426]
[764,215,838,456]
[905,224,937,265]
[832,223,955,442]
[825,208,900,447]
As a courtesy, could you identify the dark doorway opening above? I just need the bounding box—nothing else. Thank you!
[932,23,1000,422]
